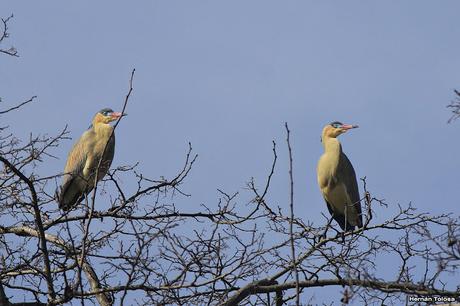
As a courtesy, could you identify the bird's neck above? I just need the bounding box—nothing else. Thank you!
[93,122,114,139]
[322,137,342,158]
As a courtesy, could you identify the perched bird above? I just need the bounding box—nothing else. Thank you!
[58,108,123,211]
[317,121,363,231]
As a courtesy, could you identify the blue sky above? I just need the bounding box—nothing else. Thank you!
[1,1,460,303]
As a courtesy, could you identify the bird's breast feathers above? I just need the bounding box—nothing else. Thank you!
[76,124,114,179]
[317,154,339,189]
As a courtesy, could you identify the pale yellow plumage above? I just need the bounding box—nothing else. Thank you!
[317,121,363,231]
[59,108,123,211]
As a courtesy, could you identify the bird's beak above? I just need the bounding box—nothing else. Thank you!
[341,124,359,131]
[111,112,124,119]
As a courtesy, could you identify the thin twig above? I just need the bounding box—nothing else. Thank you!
[80,69,135,306]
[285,122,299,306]
[0,96,36,115]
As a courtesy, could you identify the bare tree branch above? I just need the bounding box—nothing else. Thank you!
[0,71,459,305]
[0,96,37,115]
[447,89,460,123]
[285,122,299,306]
[0,156,56,300]
[0,14,18,57]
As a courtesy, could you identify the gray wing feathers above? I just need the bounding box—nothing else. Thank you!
[59,129,115,211]
[58,131,90,210]
[338,153,363,228]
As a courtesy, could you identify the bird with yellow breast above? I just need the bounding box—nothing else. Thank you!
[317,121,363,232]
[58,108,124,211]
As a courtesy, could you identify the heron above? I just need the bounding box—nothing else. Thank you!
[317,121,363,232]
[58,108,124,211]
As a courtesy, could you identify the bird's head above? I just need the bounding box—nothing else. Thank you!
[322,121,358,140]
[93,108,125,125]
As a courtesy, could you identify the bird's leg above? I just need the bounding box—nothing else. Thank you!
[364,191,372,228]
[83,191,103,221]
[83,192,91,217]
[321,216,334,241]
[54,187,60,203]
[344,203,348,231]
[342,203,348,243]
[319,212,335,242]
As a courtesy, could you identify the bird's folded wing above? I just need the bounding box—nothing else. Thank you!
[338,153,363,227]
[60,131,91,199]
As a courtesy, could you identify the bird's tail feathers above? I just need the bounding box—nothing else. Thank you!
[58,182,85,211]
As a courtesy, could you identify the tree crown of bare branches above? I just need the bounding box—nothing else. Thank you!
[0,14,459,306]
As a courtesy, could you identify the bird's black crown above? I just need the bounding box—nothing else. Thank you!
[329,121,343,128]
[99,108,114,116]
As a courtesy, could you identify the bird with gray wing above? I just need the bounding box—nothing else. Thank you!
[58,108,124,211]
[317,121,363,232]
